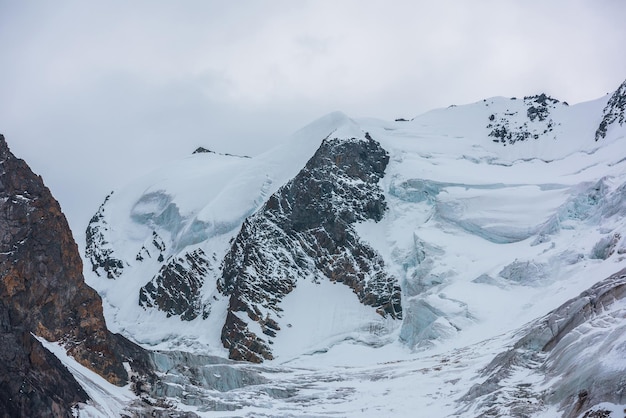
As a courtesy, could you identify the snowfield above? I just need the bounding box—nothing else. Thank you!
[63,84,626,416]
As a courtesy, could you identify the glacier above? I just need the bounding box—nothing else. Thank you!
[72,80,626,416]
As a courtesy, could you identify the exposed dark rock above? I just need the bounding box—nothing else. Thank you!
[487,94,561,145]
[139,248,212,320]
[85,193,125,279]
[220,310,274,363]
[595,79,626,141]
[0,299,87,418]
[218,133,401,362]
[525,93,560,122]
[0,134,156,415]
[581,407,612,418]
[134,231,168,263]
[152,230,166,252]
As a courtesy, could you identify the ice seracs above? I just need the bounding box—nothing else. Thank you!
[80,79,626,416]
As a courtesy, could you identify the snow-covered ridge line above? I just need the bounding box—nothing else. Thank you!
[80,80,626,416]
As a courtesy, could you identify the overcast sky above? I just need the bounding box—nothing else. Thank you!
[1,0,625,242]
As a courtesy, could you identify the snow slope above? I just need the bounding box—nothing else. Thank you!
[75,80,626,416]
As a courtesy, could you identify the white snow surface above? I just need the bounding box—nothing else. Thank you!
[76,91,626,416]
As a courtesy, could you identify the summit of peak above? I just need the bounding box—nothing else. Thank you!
[293,111,366,144]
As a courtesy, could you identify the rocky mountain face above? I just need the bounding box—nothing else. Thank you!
[84,127,402,363]
[462,268,626,417]
[0,135,155,415]
[85,193,125,279]
[139,248,212,320]
[0,299,87,418]
[596,79,626,141]
[487,93,565,145]
[219,134,401,362]
[79,80,626,416]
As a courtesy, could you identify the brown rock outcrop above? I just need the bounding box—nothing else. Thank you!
[0,134,155,415]
[0,134,131,385]
[0,299,88,418]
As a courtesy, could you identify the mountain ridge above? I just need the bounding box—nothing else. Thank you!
[85,81,626,356]
[74,78,626,416]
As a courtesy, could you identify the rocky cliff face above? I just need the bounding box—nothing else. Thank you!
[139,248,212,320]
[0,299,87,418]
[85,193,125,279]
[219,133,402,362]
[0,134,156,415]
[596,79,626,141]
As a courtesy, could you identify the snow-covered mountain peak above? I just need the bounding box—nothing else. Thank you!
[288,110,367,147]
[79,81,626,416]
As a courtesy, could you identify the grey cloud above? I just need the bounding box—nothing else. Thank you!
[0,0,625,241]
